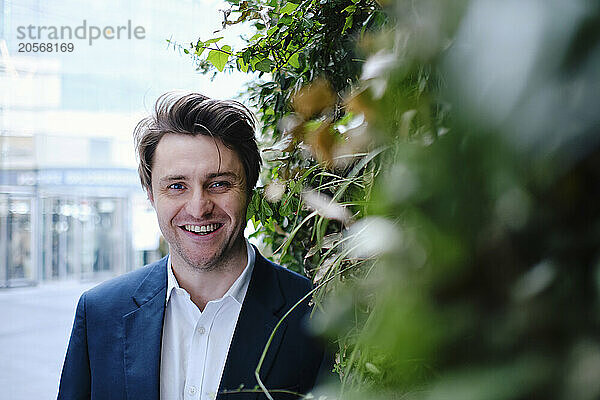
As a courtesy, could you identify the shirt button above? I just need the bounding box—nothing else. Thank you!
[197,326,206,334]
[188,386,197,395]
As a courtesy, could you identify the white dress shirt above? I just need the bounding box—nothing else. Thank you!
[160,241,255,400]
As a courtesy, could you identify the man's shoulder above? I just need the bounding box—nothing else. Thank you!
[256,252,312,297]
[270,260,311,287]
[84,256,167,304]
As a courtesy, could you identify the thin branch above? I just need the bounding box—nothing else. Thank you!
[220,388,303,397]
[196,45,233,56]
[254,259,363,399]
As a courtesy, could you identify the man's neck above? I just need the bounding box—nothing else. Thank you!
[171,241,248,311]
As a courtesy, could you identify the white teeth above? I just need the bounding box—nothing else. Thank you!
[184,224,220,234]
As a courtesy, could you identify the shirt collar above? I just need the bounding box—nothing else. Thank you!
[165,239,255,306]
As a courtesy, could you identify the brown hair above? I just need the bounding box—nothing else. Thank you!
[133,92,261,194]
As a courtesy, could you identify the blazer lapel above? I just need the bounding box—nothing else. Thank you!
[218,251,288,399]
[123,258,168,400]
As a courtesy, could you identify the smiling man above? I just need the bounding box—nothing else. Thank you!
[58,93,326,400]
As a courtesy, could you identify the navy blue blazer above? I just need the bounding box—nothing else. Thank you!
[58,250,325,400]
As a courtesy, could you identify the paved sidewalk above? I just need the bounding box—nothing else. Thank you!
[0,280,101,400]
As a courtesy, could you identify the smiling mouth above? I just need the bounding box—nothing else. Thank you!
[182,223,223,235]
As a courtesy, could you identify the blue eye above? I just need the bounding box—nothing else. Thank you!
[168,183,185,190]
[210,181,231,189]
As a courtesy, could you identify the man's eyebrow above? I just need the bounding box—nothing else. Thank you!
[158,175,187,184]
[206,171,241,180]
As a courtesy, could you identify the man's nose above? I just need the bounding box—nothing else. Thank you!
[185,188,214,217]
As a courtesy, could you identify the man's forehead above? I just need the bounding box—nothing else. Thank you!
[152,134,245,177]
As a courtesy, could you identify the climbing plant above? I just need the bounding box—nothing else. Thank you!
[182,0,600,398]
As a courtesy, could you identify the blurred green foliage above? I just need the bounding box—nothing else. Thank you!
[187,0,600,398]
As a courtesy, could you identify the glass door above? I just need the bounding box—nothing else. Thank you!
[40,195,128,281]
[0,194,35,286]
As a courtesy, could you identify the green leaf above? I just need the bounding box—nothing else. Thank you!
[250,33,263,42]
[342,5,356,13]
[280,2,299,15]
[237,56,250,73]
[288,53,300,68]
[342,15,354,34]
[204,37,224,45]
[252,216,260,230]
[183,48,189,54]
[262,198,273,217]
[280,200,293,217]
[278,15,293,26]
[267,26,278,36]
[195,47,205,57]
[255,58,273,72]
[246,200,255,221]
[207,46,230,72]
[242,49,252,63]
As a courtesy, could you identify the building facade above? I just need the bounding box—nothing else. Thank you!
[0,167,152,286]
[0,0,252,287]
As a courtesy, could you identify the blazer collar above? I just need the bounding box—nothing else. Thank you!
[218,248,288,399]
[132,257,168,307]
[124,257,168,400]
[245,247,286,314]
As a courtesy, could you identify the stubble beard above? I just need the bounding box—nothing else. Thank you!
[170,228,246,274]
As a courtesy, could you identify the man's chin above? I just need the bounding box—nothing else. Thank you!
[181,246,242,271]
[182,253,224,272]
[172,235,246,272]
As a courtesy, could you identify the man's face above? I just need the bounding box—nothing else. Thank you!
[148,133,248,272]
